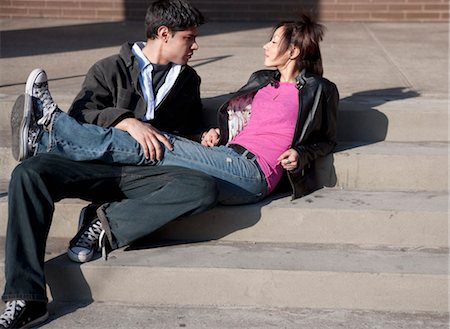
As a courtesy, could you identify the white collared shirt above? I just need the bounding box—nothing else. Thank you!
[132,42,182,121]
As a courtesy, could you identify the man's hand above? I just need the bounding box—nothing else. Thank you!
[277,148,299,171]
[201,128,220,147]
[115,118,173,161]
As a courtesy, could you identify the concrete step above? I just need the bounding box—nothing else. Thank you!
[337,97,449,143]
[0,238,447,313]
[1,189,447,248]
[1,139,446,191]
[334,141,448,192]
[0,95,448,143]
[37,301,450,329]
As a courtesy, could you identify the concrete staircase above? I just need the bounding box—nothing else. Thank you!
[0,20,448,327]
[0,93,448,318]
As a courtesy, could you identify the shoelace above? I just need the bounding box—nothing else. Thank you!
[0,300,26,326]
[99,230,108,261]
[34,82,57,126]
[75,220,104,249]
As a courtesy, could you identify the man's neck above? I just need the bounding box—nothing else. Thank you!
[141,42,170,65]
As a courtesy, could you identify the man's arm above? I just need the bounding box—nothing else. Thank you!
[68,62,136,128]
[114,118,172,161]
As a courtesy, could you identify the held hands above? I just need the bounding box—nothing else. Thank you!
[114,118,173,161]
[201,128,220,147]
[277,148,299,171]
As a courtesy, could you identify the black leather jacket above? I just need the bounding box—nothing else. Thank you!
[217,69,339,199]
[68,42,204,136]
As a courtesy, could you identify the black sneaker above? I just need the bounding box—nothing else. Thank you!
[77,204,101,231]
[0,300,48,329]
[67,217,106,263]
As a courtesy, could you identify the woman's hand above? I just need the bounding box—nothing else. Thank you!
[115,118,173,161]
[201,128,221,147]
[277,148,299,171]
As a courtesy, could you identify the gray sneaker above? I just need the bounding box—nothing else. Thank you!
[10,68,59,161]
[25,68,58,126]
[10,93,40,161]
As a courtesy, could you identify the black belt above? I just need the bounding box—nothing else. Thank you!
[228,144,257,161]
[228,144,267,187]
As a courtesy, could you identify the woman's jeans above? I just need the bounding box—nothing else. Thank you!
[36,112,267,205]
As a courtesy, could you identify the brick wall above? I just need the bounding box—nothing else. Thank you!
[0,0,448,21]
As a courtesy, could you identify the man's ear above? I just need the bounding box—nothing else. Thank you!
[157,25,170,42]
[290,47,300,60]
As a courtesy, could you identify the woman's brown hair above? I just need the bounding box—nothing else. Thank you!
[274,14,325,76]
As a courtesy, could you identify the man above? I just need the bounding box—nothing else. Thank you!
[1,1,217,328]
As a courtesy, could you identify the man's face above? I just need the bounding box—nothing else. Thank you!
[164,27,199,65]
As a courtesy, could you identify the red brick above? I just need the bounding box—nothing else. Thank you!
[406,11,441,19]
[46,1,79,9]
[32,8,63,17]
[336,0,374,3]
[370,12,406,20]
[12,0,43,7]
[424,4,449,10]
[388,4,422,11]
[80,1,114,8]
[0,6,27,14]
[336,11,371,20]
[353,4,389,11]
[321,4,354,11]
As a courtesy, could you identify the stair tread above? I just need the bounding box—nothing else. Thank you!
[41,301,450,329]
[0,237,446,276]
[0,237,447,312]
[0,189,447,247]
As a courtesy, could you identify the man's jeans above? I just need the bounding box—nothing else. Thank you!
[3,154,217,302]
[36,112,267,205]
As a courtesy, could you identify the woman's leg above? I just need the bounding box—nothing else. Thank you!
[159,135,267,204]
[35,111,147,164]
[35,111,267,203]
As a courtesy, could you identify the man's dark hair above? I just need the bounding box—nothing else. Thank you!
[145,0,205,39]
[274,14,325,76]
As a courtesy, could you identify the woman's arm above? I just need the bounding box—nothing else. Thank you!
[294,82,339,170]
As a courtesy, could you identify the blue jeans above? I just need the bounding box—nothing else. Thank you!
[36,112,267,205]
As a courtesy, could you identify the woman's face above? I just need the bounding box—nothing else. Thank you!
[263,26,291,68]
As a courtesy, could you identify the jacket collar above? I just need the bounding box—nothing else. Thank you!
[269,69,307,90]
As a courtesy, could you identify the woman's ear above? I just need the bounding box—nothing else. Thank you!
[290,47,300,60]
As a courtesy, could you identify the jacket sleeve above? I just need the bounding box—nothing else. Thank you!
[68,62,135,128]
[293,81,339,171]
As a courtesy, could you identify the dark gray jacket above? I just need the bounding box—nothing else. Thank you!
[68,42,204,136]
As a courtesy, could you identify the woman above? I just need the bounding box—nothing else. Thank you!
[13,14,338,206]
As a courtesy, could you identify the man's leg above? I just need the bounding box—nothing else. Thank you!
[68,164,218,261]
[0,154,128,328]
[2,154,217,316]
[103,165,218,249]
[2,154,126,304]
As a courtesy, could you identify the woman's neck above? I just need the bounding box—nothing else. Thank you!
[278,63,299,83]
[278,72,299,83]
